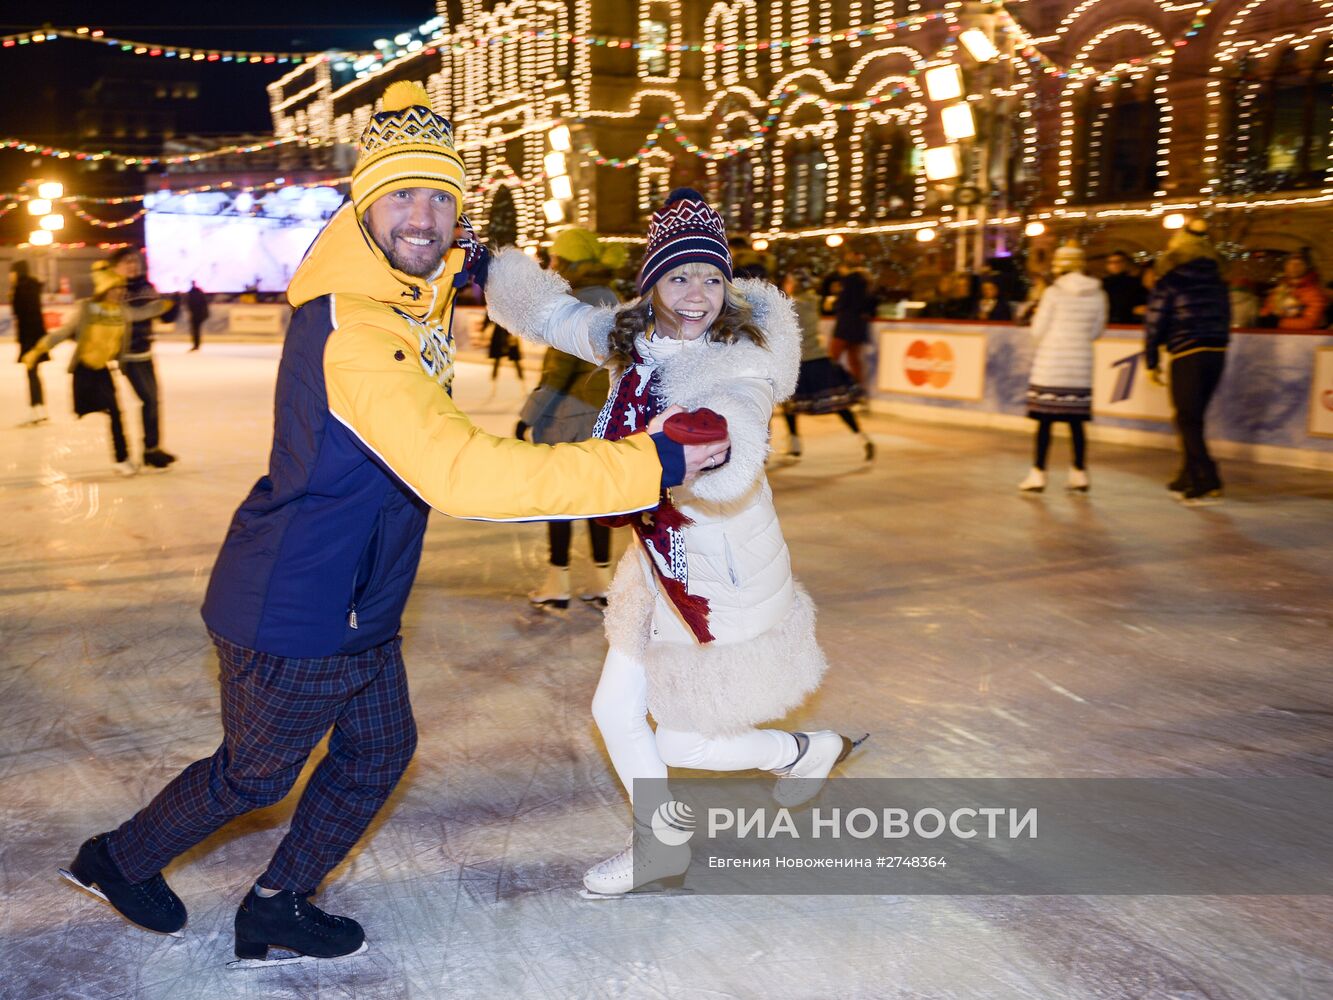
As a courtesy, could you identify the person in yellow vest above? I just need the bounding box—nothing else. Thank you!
[57,82,730,965]
[23,260,167,475]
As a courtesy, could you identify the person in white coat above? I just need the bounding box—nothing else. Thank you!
[1020,242,1107,493]
[487,189,861,896]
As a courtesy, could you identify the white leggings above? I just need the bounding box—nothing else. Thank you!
[591,646,798,803]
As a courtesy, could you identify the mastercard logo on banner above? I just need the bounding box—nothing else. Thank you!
[904,339,955,388]
[1322,389,1333,412]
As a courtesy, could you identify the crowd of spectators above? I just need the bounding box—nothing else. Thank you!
[808,246,1331,332]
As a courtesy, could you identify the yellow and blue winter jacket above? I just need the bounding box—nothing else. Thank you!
[202,205,664,657]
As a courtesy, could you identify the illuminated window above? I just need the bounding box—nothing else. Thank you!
[1081,87,1160,201]
[1226,44,1331,192]
[719,152,757,231]
[784,141,828,227]
[640,20,669,78]
[863,125,916,220]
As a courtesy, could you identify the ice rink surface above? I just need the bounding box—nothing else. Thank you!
[1,342,1330,1000]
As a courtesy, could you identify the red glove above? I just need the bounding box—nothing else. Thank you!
[662,408,728,444]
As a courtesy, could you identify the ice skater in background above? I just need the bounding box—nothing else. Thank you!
[485,317,523,389]
[22,261,168,475]
[185,281,209,351]
[516,227,624,610]
[10,260,48,426]
[488,188,864,898]
[778,269,874,462]
[1145,219,1232,505]
[1019,241,1106,494]
[111,247,177,469]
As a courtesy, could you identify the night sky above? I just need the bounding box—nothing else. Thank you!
[1,1,435,137]
[1,2,437,241]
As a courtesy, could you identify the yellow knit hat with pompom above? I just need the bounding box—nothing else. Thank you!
[350,81,466,215]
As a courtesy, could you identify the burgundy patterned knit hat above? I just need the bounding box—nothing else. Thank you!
[637,187,732,294]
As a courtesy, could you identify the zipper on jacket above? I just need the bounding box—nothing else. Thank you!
[722,533,740,587]
[348,511,385,631]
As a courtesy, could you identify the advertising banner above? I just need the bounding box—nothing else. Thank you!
[1309,346,1333,438]
[226,304,288,336]
[1092,337,1174,422]
[877,329,986,401]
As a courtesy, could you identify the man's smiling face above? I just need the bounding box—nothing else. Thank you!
[364,187,458,278]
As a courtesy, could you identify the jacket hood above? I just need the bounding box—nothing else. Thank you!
[287,202,463,323]
[1054,272,1103,296]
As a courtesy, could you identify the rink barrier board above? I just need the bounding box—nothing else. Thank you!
[855,318,1333,471]
[4,304,1329,469]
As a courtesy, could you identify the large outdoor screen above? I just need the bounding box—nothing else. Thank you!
[144,185,344,294]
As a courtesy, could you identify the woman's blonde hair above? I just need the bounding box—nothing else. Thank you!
[606,261,766,371]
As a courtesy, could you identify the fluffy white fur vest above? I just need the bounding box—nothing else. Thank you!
[487,248,827,736]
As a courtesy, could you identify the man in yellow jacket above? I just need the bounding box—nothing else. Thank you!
[60,81,729,965]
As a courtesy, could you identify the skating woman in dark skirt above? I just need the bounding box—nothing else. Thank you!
[780,271,873,461]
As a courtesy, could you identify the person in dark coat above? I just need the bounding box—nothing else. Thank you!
[185,281,209,350]
[516,227,623,610]
[827,250,875,389]
[1144,221,1231,505]
[10,260,48,425]
[485,317,523,387]
[1102,251,1148,324]
[111,247,176,468]
[974,279,1013,321]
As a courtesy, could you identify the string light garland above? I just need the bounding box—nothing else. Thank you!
[0,27,357,62]
[67,205,148,228]
[3,10,954,70]
[16,239,134,250]
[0,135,321,167]
[3,166,538,229]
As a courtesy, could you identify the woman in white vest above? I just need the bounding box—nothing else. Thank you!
[487,189,863,896]
[1020,242,1107,493]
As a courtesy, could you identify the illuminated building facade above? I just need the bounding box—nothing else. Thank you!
[267,1,1333,267]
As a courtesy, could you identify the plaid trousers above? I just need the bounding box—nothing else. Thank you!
[109,631,417,894]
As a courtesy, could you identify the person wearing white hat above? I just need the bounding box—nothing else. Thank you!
[1019,241,1107,494]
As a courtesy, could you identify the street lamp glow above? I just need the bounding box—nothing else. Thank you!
[1024,220,1047,238]
[924,64,964,103]
[751,238,769,252]
[825,234,844,248]
[523,244,539,256]
[29,230,54,246]
[1163,213,1186,230]
[916,227,938,243]
[549,174,573,201]
[542,198,566,224]
[37,181,63,199]
[543,151,567,177]
[959,28,999,63]
[941,102,976,142]
[923,145,962,181]
[548,124,572,152]
[27,199,52,216]
[40,214,65,231]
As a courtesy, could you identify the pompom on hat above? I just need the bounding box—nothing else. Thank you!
[350,81,466,216]
[1160,217,1222,271]
[637,187,732,294]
